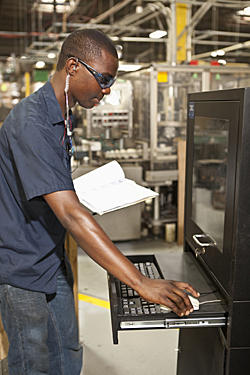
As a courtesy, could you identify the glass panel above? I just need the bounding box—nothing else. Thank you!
[191,116,229,253]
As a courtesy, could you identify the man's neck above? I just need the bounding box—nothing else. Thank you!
[50,71,67,115]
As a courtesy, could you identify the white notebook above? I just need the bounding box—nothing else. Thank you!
[73,161,158,215]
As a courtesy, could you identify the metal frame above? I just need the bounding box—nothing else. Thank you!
[149,62,250,168]
[3,0,248,65]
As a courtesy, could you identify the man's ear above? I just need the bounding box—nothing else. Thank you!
[65,58,78,76]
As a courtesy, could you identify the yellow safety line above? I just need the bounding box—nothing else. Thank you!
[78,293,110,309]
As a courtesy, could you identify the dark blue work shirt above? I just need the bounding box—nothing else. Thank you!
[0,81,75,293]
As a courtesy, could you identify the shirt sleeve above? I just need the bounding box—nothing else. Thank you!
[10,122,74,201]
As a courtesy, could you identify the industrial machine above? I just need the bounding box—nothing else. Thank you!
[72,64,250,241]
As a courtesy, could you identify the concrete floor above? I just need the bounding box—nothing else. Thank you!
[78,239,180,375]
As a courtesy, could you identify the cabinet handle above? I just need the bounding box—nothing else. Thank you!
[192,234,217,247]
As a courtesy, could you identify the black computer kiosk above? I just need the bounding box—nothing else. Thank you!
[179,88,250,375]
[108,88,250,375]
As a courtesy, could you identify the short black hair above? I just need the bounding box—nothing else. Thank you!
[56,29,118,71]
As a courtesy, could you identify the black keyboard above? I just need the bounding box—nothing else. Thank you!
[120,261,165,316]
[108,254,227,345]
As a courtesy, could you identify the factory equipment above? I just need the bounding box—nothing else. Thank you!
[140,64,250,238]
[86,79,135,157]
[72,64,250,241]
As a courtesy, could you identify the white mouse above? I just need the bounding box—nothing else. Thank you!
[189,295,200,310]
[160,296,200,313]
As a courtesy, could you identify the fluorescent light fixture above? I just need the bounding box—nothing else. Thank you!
[237,7,250,16]
[218,59,226,65]
[242,6,250,16]
[149,30,167,39]
[35,61,46,69]
[118,64,142,72]
[211,51,217,57]
[211,50,225,58]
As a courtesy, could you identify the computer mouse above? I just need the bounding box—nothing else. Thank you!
[189,295,200,310]
[160,296,200,313]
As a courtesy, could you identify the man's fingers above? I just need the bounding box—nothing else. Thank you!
[169,287,194,312]
[160,299,186,317]
[162,287,193,315]
[162,281,200,314]
[138,278,199,317]
[172,281,200,298]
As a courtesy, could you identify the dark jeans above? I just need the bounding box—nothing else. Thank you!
[0,262,83,374]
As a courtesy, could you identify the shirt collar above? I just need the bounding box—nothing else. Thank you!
[41,80,64,125]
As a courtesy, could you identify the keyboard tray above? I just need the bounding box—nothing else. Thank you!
[107,253,227,344]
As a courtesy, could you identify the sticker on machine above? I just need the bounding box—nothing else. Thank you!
[189,102,195,119]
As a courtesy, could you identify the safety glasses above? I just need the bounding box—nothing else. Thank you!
[74,57,116,89]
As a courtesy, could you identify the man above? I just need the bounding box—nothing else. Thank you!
[0,29,199,374]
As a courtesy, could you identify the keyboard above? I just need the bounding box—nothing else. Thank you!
[108,254,227,344]
[120,261,165,316]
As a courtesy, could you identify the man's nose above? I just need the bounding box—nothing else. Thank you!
[102,87,111,95]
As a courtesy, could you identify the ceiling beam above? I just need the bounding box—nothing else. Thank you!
[89,0,134,24]
[52,22,155,34]
[145,0,250,8]
[194,30,250,40]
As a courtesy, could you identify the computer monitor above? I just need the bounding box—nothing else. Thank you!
[184,88,250,300]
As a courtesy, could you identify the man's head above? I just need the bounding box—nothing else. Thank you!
[57,29,119,109]
[56,29,118,71]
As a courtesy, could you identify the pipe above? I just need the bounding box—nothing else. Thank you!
[192,39,250,59]
[90,0,134,24]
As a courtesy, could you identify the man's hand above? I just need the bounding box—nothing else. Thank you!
[136,278,200,317]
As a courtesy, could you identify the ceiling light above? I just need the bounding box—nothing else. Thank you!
[41,0,65,3]
[217,50,225,56]
[242,6,250,16]
[211,51,217,57]
[136,5,143,13]
[48,52,56,59]
[149,30,167,39]
[237,7,250,17]
[218,59,226,65]
[12,98,19,105]
[35,61,46,69]
[118,64,142,72]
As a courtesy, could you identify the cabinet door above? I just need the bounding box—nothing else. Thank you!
[185,100,240,294]
[177,328,225,375]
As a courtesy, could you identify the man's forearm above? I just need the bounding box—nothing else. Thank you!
[44,190,199,316]
[62,203,146,291]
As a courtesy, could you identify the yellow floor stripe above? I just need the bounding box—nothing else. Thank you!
[78,293,110,309]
